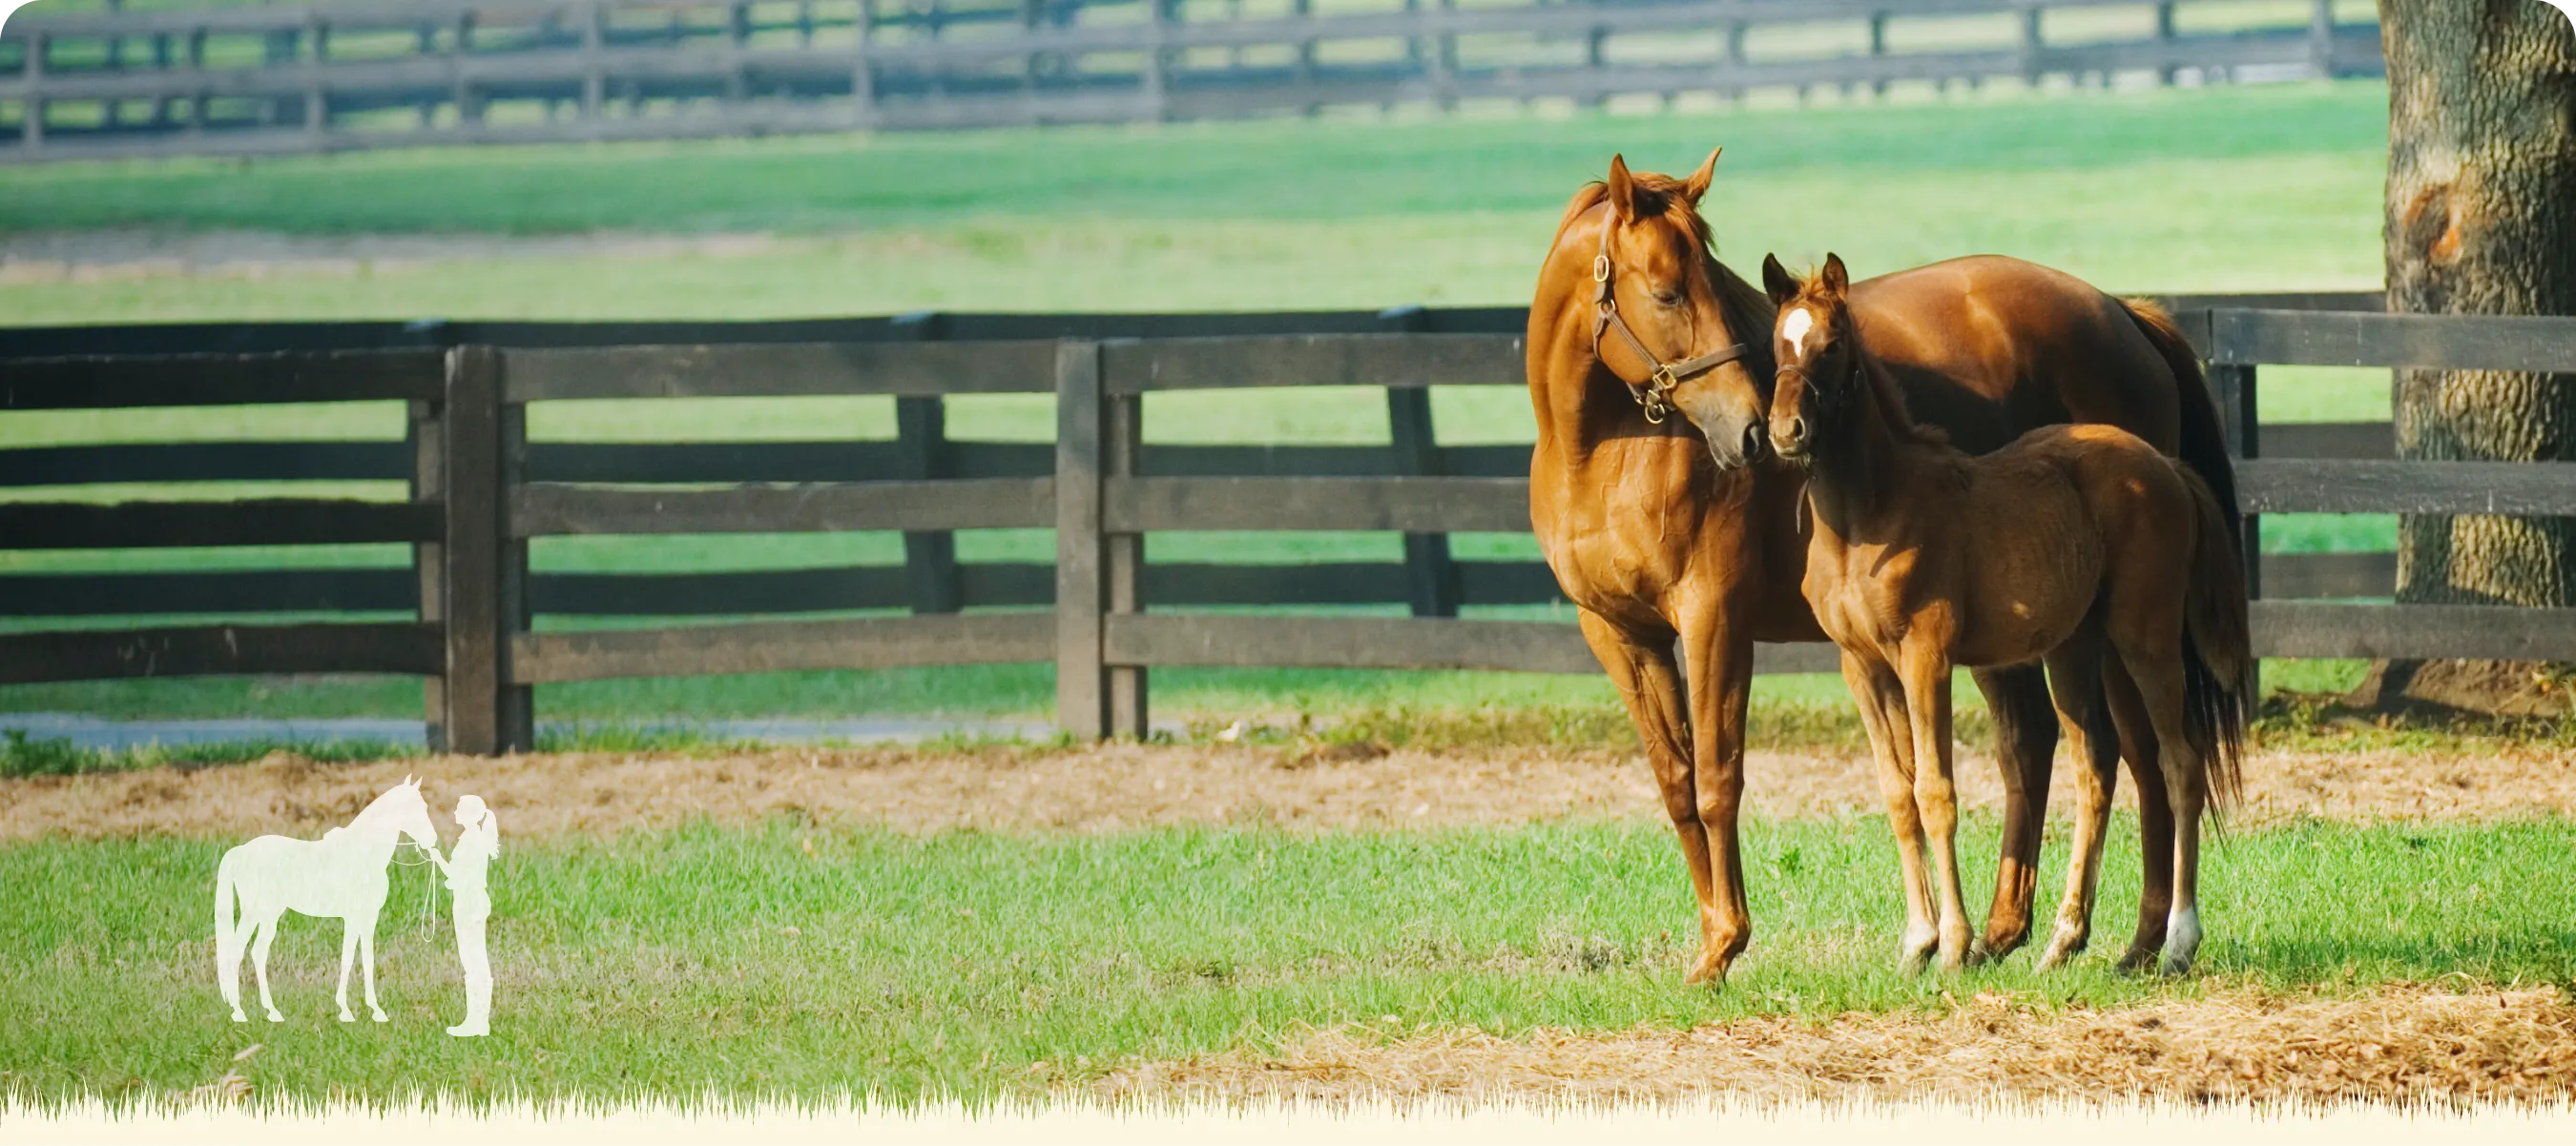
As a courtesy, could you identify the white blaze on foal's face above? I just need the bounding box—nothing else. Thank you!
[1780,305,1818,363]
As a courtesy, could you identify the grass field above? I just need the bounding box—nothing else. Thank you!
[0,80,2401,726]
[7,811,2571,1108]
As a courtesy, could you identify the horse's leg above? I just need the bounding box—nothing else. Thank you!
[1576,610,1718,982]
[2038,641,2119,969]
[1897,641,1973,971]
[335,923,360,1022]
[1968,664,2055,960]
[360,916,386,1022]
[250,916,283,1023]
[1678,608,1759,988]
[2110,642,2209,976]
[2101,662,2175,972]
[1843,652,1938,972]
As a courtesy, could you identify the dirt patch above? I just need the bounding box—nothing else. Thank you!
[7,740,2576,841]
[1092,985,2576,1107]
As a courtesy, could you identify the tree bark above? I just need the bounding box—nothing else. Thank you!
[2358,2,2576,715]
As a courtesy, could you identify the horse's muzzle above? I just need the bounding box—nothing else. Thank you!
[1770,415,1812,464]
[1702,417,1769,471]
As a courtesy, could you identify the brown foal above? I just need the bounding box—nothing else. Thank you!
[1764,255,2251,974]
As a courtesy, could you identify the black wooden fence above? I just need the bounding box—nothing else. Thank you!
[0,0,2385,163]
[11,290,2576,755]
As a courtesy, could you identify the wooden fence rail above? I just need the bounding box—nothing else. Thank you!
[0,0,2384,163]
[12,290,2576,753]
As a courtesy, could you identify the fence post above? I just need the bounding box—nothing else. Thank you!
[1867,10,1888,97]
[187,29,206,135]
[1381,305,1460,618]
[893,312,962,615]
[1106,382,1148,738]
[2154,2,2177,86]
[440,345,533,755]
[2210,351,2262,700]
[1019,0,1041,98]
[1055,340,1110,739]
[302,13,329,146]
[727,3,751,104]
[1583,22,1607,111]
[1143,0,1172,122]
[580,1,605,124]
[454,11,480,127]
[2307,0,2335,79]
[21,31,41,156]
[2018,4,2044,90]
[853,0,877,127]
[2210,361,2261,601]
[1429,0,1458,111]
[411,386,448,751]
[1720,19,1747,105]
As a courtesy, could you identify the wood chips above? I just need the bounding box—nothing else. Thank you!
[1096,986,2576,1108]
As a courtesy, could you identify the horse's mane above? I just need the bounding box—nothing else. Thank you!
[1553,177,1778,382]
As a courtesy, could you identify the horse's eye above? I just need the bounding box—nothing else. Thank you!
[1652,288,1683,306]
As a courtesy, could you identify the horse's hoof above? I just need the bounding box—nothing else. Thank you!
[2157,952,2197,978]
[2038,925,2087,969]
[370,1011,388,1024]
[229,1011,246,1024]
[1682,950,1732,988]
[446,1023,488,1038]
[264,1011,282,1023]
[2112,946,2158,976]
[337,1011,355,1023]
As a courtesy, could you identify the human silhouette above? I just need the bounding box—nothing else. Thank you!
[216,777,442,1023]
[428,794,499,1037]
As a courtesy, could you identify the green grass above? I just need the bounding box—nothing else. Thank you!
[5,813,2569,1108]
[0,83,2388,236]
[0,82,2388,325]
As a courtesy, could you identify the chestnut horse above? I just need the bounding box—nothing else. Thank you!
[1526,151,2239,984]
[1765,254,2250,975]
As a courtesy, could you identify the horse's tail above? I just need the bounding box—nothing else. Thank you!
[2177,466,2254,817]
[2121,297,2245,560]
[215,849,244,1011]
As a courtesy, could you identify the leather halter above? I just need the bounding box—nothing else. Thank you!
[1589,209,1748,425]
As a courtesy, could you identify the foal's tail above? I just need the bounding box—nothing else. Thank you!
[2122,297,2246,563]
[215,850,244,1011]
[2177,467,2254,815]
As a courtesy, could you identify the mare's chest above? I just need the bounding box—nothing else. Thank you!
[1531,441,1754,618]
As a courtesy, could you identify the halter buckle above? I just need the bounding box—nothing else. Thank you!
[1591,254,1610,283]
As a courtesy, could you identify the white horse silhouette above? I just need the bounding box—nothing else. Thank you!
[217,777,444,1023]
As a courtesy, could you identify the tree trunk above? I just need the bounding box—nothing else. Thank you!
[2356,2,2576,716]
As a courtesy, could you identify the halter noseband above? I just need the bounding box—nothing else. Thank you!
[1589,210,1749,425]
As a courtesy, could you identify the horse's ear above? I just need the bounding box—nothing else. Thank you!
[1682,147,1720,206]
[1819,253,1850,298]
[1761,254,1801,306]
[1606,154,1637,224]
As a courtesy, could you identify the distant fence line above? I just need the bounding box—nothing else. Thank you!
[0,0,2384,163]
[18,289,2576,754]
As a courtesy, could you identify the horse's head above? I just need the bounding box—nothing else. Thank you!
[358,775,444,852]
[1572,150,1777,469]
[1763,252,1860,466]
